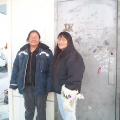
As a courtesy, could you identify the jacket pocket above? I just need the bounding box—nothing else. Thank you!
[38,55,49,72]
[19,55,24,70]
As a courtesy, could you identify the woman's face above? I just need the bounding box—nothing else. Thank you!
[57,36,68,51]
[28,32,40,47]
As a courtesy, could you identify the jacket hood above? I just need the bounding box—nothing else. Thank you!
[20,42,49,50]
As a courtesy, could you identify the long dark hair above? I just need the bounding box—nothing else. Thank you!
[52,32,74,76]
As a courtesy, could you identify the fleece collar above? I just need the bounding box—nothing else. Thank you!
[20,42,49,51]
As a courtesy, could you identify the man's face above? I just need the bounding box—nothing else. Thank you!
[28,32,40,47]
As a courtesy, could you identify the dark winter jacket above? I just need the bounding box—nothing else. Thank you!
[9,42,53,95]
[52,43,85,94]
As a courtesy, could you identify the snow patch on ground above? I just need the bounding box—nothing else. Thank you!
[0,103,9,120]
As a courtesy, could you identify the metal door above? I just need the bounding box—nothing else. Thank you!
[55,0,118,120]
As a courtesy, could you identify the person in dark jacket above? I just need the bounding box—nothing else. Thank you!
[52,32,85,120]
[9,30,53,120]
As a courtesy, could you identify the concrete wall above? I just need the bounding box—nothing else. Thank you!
[7,0,55,120]
[55,0,119,120]
[117,0,120,119]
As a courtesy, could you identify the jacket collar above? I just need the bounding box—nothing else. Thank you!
[20,42,49,51]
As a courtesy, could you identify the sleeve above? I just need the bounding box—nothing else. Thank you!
[46,49,53,92]
[9,51,20,89]
[65,52,85,93]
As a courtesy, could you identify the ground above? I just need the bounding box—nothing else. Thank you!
[0,103,9,120]
[0,67,9,120]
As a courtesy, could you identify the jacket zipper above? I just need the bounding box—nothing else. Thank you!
[29,53,32,84]
[22,53,29,90]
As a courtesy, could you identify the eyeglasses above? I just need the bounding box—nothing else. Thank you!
[29,36,39,40]
[57,38,67,42]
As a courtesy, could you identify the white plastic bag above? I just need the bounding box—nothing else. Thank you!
[61,85,78,112]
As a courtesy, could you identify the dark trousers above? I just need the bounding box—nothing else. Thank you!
[23,86,47,120]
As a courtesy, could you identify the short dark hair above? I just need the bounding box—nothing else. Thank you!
[26,30,41,42]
